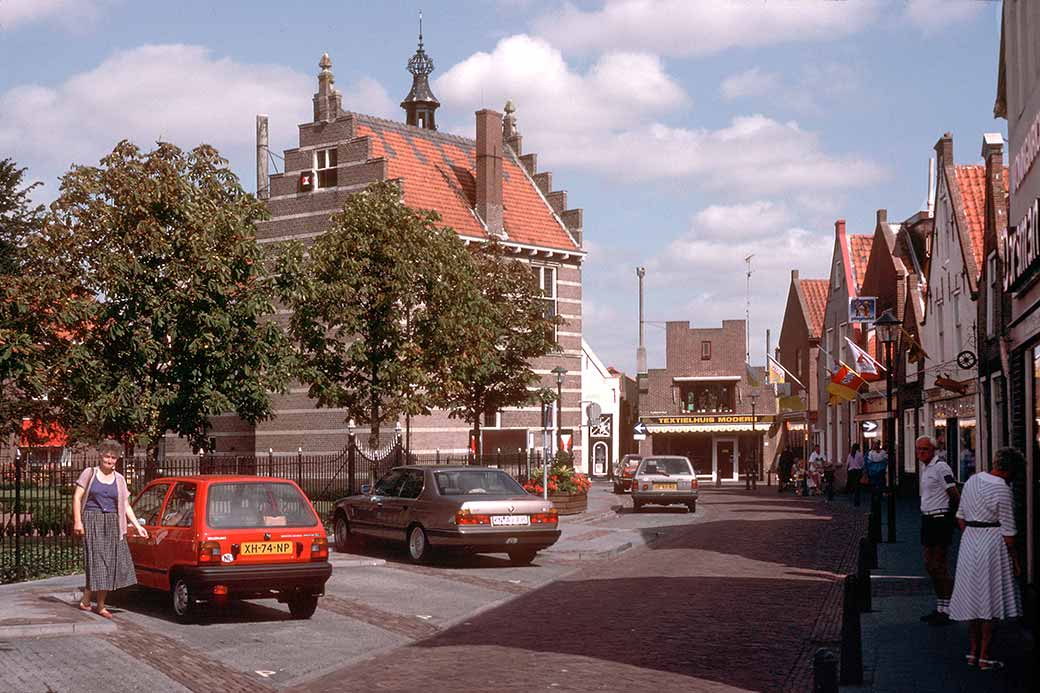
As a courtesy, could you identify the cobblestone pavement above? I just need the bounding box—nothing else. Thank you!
[292,488,865,692]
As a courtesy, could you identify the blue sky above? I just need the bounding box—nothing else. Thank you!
[0,0,1005,374]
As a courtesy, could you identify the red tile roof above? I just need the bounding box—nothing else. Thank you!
[954,164,1008,273]
[799,278,829,338]
[848,235,872,292]
[353,114,579,252]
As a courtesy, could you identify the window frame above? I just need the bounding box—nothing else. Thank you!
[160,481,197,528]
[314,147,338,189]
[700,340,711,360]
[132,483,171,527]
[531,264,558,341]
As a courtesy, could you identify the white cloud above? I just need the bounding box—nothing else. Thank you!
[0,0,108,31]
[437,36,884,193]
[904,0,986,35]
[533,0,880,57]
[720,68,778,101]
[436,34,686,134]
[0,44,391,197]
[693,201,790,240]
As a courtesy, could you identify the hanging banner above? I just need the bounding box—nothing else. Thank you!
[849,297,877,323]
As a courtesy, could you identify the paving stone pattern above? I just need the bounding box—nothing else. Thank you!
[292,489,866,692]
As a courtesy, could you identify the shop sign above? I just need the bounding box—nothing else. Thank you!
[1002,197,1040,292]
[643,414,773,426]
[1011,107,1040,195]
[849,297,876,324]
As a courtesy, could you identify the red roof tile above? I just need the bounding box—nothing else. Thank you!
[799,278,828,338]
[848,235,872,292]
[954,164,1008,273]
[353,114,579,252]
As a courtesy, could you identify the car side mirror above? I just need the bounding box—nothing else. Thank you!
[360,484,371,495]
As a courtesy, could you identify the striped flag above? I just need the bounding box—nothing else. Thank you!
[825,363,866,402]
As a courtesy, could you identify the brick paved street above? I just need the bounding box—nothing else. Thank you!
[0,488,863,692]
[293,488,864,692]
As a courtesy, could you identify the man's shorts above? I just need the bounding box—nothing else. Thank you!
[920,512,954,547]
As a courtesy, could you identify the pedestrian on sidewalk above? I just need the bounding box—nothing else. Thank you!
[865,440,888,511]
[807,445,823,496]
[916,435,960,626]
[821,451,837,501]
[949,447,1023,670]
[778,447,795,493]
[72,440,149,619]
[846,443,865,506]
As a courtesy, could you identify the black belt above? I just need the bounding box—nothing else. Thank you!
[964,521,1001,528]
[922,510,949,517]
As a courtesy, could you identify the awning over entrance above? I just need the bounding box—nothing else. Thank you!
[641,414,773,435]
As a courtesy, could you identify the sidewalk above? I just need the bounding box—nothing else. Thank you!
[841,493,1033,692]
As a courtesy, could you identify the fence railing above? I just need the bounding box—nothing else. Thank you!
[0,442,547,584]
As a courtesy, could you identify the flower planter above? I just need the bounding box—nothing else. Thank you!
[548,491,588,515]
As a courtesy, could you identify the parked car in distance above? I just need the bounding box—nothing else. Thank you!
[612,454,643,494]
[126,476,332,622]
[331,465,561,565]
[631,456,699,513]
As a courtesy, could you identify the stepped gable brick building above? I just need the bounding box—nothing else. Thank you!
[775,271,828,459]
[193,39,585,458]
[637,320,776,484]
[816,219,872,471]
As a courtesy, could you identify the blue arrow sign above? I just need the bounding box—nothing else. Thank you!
[633,422,649,436]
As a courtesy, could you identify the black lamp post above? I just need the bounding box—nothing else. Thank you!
[552,366,568,455]
[747,391,759,490]
[875,309,901,543]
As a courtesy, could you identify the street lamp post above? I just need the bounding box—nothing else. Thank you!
[551,366,568,456]
[747,392,759,490]
[875,309,901,543]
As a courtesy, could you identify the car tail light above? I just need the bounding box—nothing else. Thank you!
[691,478,699,488]
[311,536,329,560]
[198,541,221,563]
[454,509,491,525]
[531,509,558,524]
[213,585,228,596]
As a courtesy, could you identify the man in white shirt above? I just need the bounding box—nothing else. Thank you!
[807,445,824,496]
[916,435,960,626]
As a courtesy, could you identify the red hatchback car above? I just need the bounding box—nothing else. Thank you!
[126,476,332,621]
[612,454,643,494]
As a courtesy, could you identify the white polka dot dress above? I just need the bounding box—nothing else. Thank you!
[949,472,1022,621]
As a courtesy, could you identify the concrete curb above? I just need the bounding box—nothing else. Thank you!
[328,555,387,567]
[545,540,634,561]
[0,620,116,638]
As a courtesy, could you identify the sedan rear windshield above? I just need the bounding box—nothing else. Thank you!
[639,458,693,476]
[434,470,526,496]
[206,482,318,529]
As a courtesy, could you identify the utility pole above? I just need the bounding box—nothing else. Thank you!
[636,267,647,376]
[745,255,754,364]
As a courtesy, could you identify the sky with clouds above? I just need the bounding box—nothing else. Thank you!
[0,0,1005,374]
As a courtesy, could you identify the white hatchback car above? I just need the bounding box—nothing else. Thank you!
[631,456,699,513]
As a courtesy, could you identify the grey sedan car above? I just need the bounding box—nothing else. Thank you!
[331,466,561,565]
[631,456,699,513]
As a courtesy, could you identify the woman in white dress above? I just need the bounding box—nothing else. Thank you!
[948,447,1023,671]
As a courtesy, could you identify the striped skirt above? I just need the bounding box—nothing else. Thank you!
[949,526,1022,621]
[83,510,137,592]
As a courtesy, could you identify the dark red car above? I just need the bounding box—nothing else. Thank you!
[612,454,643,493]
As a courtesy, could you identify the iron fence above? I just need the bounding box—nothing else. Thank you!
[0,441,546,584]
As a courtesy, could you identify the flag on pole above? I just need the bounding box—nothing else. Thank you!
[845,337,885,378]
[767,354,806,389]
[825,363,866,402]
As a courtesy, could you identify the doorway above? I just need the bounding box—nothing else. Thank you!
[593,441,609,477]
[715,438,739,482]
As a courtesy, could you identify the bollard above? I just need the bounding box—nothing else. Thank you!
[813,648,839,693]
[868,507,882,544]
[868,536,878,569]
[839,575,863,685]
[856,538,873,612]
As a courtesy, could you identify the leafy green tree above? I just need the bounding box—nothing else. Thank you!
[439,240,561,457]
[38,140,294,460]
[279,180,477,448]
[0,158,67,443]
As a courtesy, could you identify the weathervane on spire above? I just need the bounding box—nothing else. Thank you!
[401,9,439,129]
[407,10,434,77]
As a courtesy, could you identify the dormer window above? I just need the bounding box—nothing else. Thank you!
[315,147,338,189]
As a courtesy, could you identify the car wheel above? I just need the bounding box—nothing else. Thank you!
[171,578,196,623]
[333,512,362,553]
[288,593,319,620]
[687,501,697,514]
[508,549,538,566]
[407,525,432,563]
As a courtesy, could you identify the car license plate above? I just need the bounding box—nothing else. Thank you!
[654,483,678,491]
[241,541,292,555]
[491,515,530,526]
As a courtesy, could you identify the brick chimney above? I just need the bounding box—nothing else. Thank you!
[835,218,846,237]
[876,208,887,225]
[934,132,954,168]
[475,109,504,237]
